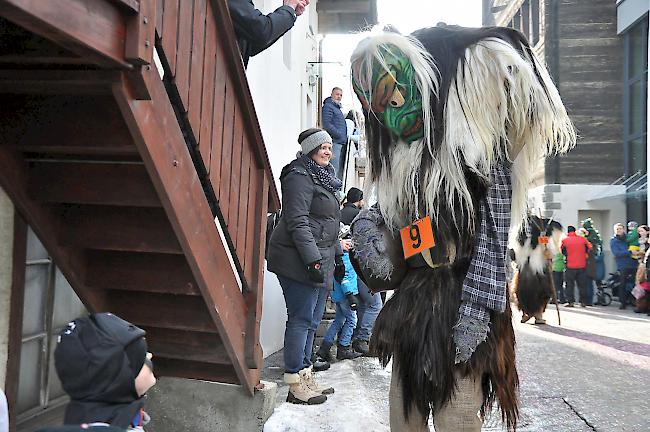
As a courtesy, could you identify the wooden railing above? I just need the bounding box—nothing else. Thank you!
[153,0,279,367]
[155,0,278,282]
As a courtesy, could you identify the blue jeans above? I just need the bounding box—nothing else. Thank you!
[307,285,329,363]
[278,276,328,373]
[354,279,381,341]
[323,299,357,347]
[331,142,347,180]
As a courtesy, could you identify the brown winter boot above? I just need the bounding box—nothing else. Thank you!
[284,372,327,405]
[300,366,334,395]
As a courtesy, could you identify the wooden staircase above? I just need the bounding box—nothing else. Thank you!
[0,0,279,395]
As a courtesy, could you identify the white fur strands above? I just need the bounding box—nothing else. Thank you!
[350,33,440,229]
[351,29,576,235]
[446,38,576,231]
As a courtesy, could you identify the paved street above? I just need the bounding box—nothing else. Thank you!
[263,302,650,431]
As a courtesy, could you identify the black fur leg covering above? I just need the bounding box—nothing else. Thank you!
[371,265,519,430]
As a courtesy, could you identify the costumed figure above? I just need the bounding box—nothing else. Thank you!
[511,216,563,325]
[348,25,576,431]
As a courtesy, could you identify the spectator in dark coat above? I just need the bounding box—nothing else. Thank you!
[228,0,309,68]
[340,187,364,225]
[321,88,347,178]
[611,222,638,309]
[267,128,344,404]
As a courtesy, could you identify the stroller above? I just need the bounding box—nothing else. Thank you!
[599,271,635,306]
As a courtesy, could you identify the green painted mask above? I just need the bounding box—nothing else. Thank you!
[352,44,424,142]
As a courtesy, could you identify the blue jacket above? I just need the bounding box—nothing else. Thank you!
[610,235,637,270]
[321,97,347,145]
[332,253,359,302]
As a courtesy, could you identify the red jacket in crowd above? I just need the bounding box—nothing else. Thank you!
[561,232,592,269]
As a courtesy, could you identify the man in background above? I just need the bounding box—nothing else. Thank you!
[322,87,347,179]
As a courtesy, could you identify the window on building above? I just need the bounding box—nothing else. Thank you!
[15,228,86,431]
[623,16,648,223]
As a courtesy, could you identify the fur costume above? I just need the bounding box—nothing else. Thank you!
[511,216,563,323]
[349,25,575,430]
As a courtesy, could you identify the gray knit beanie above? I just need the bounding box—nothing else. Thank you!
[298,128,332,155]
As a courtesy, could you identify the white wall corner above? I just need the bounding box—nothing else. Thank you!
[0,187,15,386]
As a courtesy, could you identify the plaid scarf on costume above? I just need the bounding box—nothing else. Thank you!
[454,159,512,363]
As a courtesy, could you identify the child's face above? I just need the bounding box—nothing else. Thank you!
[135,353,156,396]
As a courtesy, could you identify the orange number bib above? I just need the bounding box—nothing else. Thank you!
[400,216,436,259]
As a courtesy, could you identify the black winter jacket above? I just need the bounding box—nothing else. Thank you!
[321,97,347,145]
[228,0,296,68]
[340,202,360,226]
[267,158,343,289]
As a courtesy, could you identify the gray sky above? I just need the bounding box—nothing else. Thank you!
[321,0,483,111]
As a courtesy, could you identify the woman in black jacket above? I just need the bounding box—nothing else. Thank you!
[267,128,344,405]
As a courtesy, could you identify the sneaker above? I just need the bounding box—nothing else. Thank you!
[564,303,574,308]
[520,314,532,323]
[312,357,330,372]
[352,339,370,356]
[534,317,546,325]
[336,344,363,360]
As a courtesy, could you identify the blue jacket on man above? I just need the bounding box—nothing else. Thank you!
[321,97,347,145]
[610,235,637,270]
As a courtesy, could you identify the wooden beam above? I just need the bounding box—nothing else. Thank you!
[124,0,154,65]
[244,170,267,369]
[85,250,201,295]
[0,70,120,94]
[0,0,132,69]
[145,327,231,364]
[154,358,239,384]
[110,0,140,13]
[113,69,255,393]
[0,94,138,157]
[105,290,218,332]
[0,149,106,313]
[28,162,161,208]
[58,205,184,254]
[5,213,26,432]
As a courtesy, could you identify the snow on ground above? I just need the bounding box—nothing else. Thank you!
[264,357,392,432]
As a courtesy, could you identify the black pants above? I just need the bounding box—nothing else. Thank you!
[620,267,636,306]
[564,268,587,304]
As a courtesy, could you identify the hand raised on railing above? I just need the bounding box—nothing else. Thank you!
[285,0,309,16]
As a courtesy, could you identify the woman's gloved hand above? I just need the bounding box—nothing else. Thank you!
[346,293,359,311]
[307,261,324,283]
[334,255,346,283]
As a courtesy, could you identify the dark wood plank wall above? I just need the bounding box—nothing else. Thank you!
[550,0,624,184]
[155,0,275,299]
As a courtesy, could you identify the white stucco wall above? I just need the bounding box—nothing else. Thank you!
[245,1,320,357]
[0,187,14,387]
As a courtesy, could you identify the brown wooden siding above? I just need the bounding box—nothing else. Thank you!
[548,0,624,184]
[155,0,278,298]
